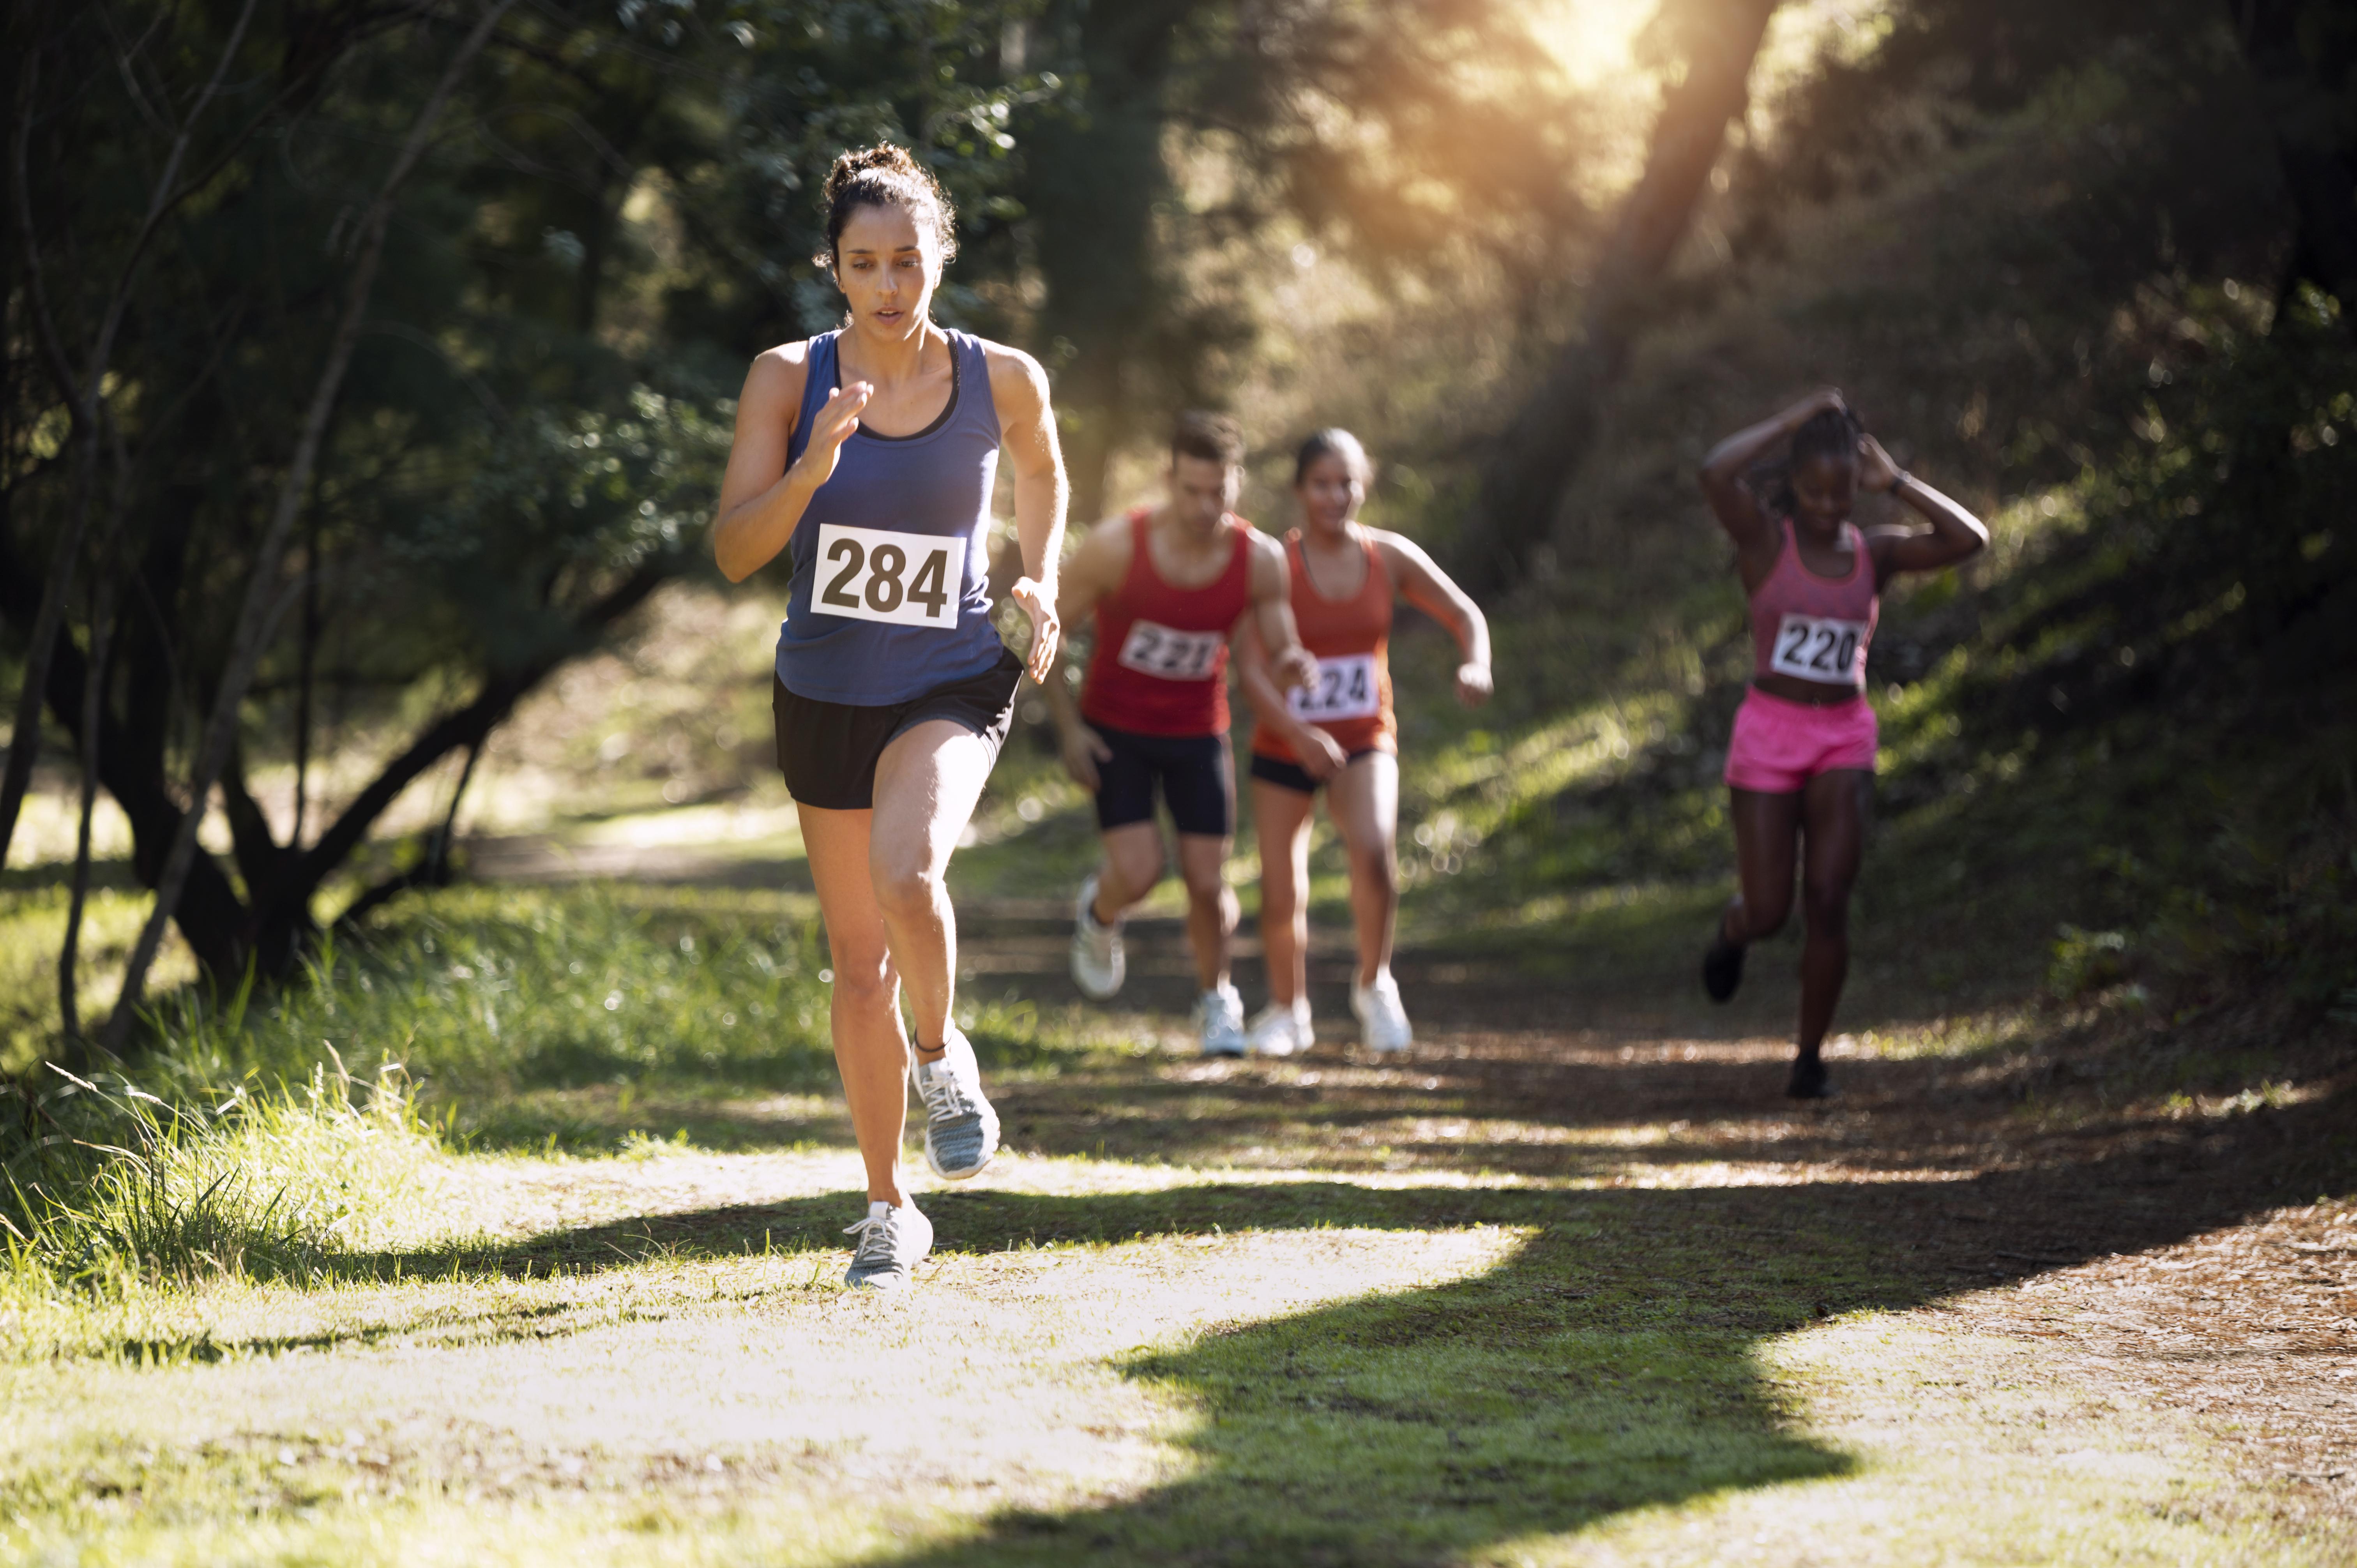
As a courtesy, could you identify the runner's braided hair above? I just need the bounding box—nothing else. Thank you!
[1751,404,1865,517]
[1293,427,1372,487]
[816,143,959,272]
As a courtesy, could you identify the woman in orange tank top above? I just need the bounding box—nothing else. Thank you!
[1238,429,1492,1056]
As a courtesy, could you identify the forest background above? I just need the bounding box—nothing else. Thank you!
[0,0,2352,1323]
[2,0,2357,1560]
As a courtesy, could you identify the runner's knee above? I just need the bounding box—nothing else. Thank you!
[871,860,945,924]
[1179,861,1227,905]
[1104,841,1165,897]
[1800,879,1850,937]
[1347,840,1398,900]
[1739,891,1792,941]
[1259,872,1301,920]
[830,948,899,1012]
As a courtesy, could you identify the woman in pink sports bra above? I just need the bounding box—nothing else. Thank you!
[1697,388,1989,1098]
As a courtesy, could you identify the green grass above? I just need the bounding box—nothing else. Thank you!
[2,1140,2342,1565]
[0,858,2348,1563]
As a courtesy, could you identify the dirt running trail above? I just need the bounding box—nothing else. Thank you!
[945,895,2357,1530]
[424,842,2357,1540]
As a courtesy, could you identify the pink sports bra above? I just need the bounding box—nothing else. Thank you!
[1750,518,1878,691]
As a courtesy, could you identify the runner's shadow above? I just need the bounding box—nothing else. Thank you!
[315,1083,2349,1563]
[900,1215,1857,1566]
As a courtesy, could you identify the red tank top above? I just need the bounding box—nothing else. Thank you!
[1750,518,1878,691]
[1080,508,1256,737]
[1253,528,1395,762]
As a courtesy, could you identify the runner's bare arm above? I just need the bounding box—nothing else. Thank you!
[714,344,869,582]
[1242,532,1316,693]
[987,343,1069,683]
[1698,388,1847,555]
[1858,433,1988,581]
[1037,517,1128,789]
[1374,531,1493,708]
[1237,620,1350,779]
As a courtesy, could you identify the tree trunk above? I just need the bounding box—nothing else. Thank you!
[102,0,519,1054]
[56,575,110,1066]
[2230,0,2357,321]
[0,1,263,869]
[1019,0,1204,523]
[1455,0,1781,593]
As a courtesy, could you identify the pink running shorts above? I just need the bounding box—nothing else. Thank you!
[1723,687,1878,793]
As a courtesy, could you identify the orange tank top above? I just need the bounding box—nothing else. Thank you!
[1253,528,1396,762]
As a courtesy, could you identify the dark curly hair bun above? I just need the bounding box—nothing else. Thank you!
[818,143,958,270]
[1790,406,1864,470]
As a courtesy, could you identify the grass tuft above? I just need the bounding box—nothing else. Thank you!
[2,1056,437,1292]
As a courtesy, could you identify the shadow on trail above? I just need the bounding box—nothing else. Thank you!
[314,1082,2353,1564]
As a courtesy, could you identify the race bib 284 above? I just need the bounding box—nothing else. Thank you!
[813,524,963,630]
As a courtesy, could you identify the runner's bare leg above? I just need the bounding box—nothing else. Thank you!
[869,718,997,1058]
[799,804,911,1204]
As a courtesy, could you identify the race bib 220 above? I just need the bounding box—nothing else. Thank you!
[1769,613,1868,684]
[813,524,963,630]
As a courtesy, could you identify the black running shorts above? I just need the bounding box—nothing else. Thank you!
[1247,748,1385,796]
[773,647,1023,811]
[1091,724,1233,837]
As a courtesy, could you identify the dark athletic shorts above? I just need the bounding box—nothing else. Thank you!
[1091,724,1233,837]
[1248,748,1385,796]
[773,647,1023,811]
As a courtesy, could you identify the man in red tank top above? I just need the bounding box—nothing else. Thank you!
[1039,412,1316,1055]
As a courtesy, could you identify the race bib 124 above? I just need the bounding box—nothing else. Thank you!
[1287,652,1379,722]
[1769,612,1868,684]
[813,524,963,630]
[1116,619,1224,680]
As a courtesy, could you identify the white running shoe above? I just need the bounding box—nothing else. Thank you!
[843,1199,933,1290]
[1351,972,1413,1053]
[1070,872,1125,999]
[1245,999,1313,1057]
[1196,983,1248,1057]
[912,1026,1000,1181]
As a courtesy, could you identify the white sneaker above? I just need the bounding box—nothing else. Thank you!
[1070,872,1125,999]
[1351,972,1412,1053]
[1246,999,1312,1057]
[1196,983,1247,1057]
[843,1200,933,1290]
[912,1026,1000,1180]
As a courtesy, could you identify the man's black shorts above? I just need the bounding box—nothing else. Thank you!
[1092,724,1233,837]
[772,647,1022,811]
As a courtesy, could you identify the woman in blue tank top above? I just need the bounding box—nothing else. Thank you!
[713,145,1068,1291]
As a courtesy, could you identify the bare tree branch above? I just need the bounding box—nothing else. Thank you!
[102,0,521,1053]
[0,0,263,868]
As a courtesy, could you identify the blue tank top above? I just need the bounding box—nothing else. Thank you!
[772,328,1006,706]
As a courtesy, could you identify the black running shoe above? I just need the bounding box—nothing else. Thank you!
[1786,1056,1832,1100]
[1702,935,1746,1003]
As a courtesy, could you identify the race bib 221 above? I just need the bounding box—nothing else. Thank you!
[1115,619,1225,680]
